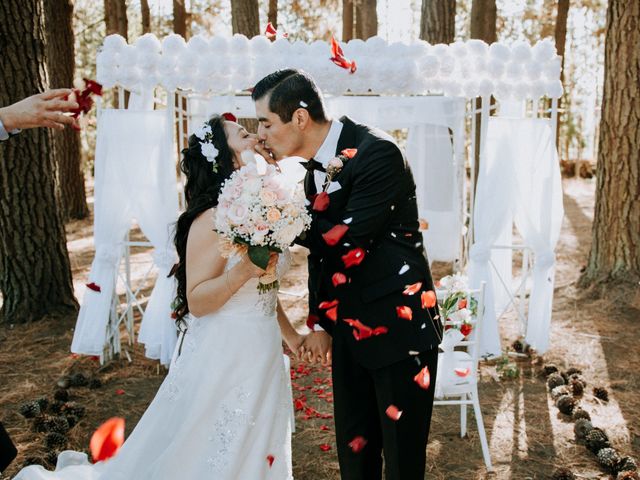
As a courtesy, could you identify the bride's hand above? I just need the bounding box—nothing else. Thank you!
[238,252,278,278]
[254,141,278,167]
[284,332,305,354]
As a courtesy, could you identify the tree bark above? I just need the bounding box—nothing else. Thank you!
[470,0,496,43]
[581,0,640,285]
[104,0,128,39]
[343,0,354,41]
[470,0,496,195]
[173,0,188,39]
[355,0,377,40]
[0,0,78,323]
[268,0,277,29]
[419,0,455,44]
[554,0,570,147]
[231,0,260,38]
[141,0,151,34]
[45,0,88,221]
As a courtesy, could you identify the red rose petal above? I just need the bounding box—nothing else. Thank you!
[332,272,347,287]
[421,290,437,309]
[344,319,388,341]
[396,306,413,321]
[313,192,330,212]
[322,224,350,246]
[83,78,103,96]
[86,282,101,292]
[330,37,357,73]
[306,313,320,330]
[325,306,338,322]
[266,454,275,467]
[342,248,366,268]
[348,436,368,453]
[403,282,422,296]
[318,299,339,309]
[454,367,471,377]
[341,148,358,159]
[320,425,330,431]
[90,417,125,462]
[460,323,473,337]
[319,444,332,452]
[458,298,467,309]
[221,112,237,122]
[414,365,431,390]
[385,405,403,421]
[115,389,125,395]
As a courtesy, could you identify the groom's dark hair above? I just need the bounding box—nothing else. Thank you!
[252,69,328,124]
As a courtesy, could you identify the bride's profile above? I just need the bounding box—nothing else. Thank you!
[14,114,300,480]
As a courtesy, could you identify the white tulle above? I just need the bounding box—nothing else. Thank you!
[15,253,294,480]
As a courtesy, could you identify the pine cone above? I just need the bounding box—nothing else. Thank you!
[19,401,42,419]
[556,394,577,415]
[44,432,67,450]
[53,388,70,402]
[35,397,49,411]
[48,400,66,415]
[597,448,622,474]
[44,450,59,468]
[570,379,585,397]
[585,427,610,454]
[551,385,571,401]
[593,386,609,402]
[543,364,559,376]
[89,377,103,389]
[61,402,85,418]
[32,416,49,433]
[618,456,638,473]
[572,408,591,422]
[547,372,566,390]
[574,418,593,441]
[551,467,576,480]
[22,456,45,468]
[617,471,640,480]
[65,414,79,429]
[45,416,70,435]
[69,372,89,387]
[57,376,71,389]
[565,367,583,376]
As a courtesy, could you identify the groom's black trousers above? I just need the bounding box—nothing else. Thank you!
[332,333,439,480]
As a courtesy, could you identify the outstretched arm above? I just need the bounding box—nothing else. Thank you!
[276,299,305,354]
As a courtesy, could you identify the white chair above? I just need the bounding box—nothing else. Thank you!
[433,282,492,471]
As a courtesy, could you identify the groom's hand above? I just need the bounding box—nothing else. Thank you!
[254,141,278,165]
[298,331,332,366]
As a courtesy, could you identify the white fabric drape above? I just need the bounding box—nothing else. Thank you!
[469,116,563,356]
[72,110,179,365]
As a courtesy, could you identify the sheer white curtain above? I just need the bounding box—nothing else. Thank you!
[470,116,563,356]
[72,109,179,365]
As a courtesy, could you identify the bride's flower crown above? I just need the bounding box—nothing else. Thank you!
[193,122,219,172]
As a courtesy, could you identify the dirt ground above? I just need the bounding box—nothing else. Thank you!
[1,177,638,479]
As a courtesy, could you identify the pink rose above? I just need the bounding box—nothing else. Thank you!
[266,208,282,223]
[228,204,248,224]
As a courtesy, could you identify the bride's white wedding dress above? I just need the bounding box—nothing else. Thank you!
[15,253,294,480]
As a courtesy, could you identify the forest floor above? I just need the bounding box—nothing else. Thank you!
[1,177,639,479]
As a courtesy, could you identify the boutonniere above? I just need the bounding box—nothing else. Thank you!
[325,148,357,188]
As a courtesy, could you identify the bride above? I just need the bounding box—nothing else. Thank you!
[14,114,302,480]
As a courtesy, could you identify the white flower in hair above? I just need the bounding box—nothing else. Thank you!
[200,142,219,163]
[194,124,212,140]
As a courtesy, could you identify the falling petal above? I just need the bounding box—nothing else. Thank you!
[460,323,473,337]
[332,272,347,287]
[266,455,275,467]
[306,313,320,330]
[421,290,437,309]
[398,264,410,275]
[454,367,471,377]
[90,417,125,462]
[403,282,422,295]
[325,306,338,322]
[348,436,368,453]
[318,300,338,309]
[396,306,413,321]
[319,444,332,452]
[385,405,403,421]
[414,365,431,390]
[342,248,366,268]
[86,282,101,293]
[322,224,350,246]
[343,217,353,224]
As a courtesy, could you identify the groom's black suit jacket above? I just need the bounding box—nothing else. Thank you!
[303,116,442,370]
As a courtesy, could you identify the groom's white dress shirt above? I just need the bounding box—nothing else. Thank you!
[312,119,343,192]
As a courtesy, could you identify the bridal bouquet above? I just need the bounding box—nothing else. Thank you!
[214,161,311,292]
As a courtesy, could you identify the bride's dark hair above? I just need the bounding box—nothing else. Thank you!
[172,114,235,323]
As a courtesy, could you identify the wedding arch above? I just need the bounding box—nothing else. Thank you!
[70,32,564,364]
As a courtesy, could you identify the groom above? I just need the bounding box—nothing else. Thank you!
[252,69,442,480]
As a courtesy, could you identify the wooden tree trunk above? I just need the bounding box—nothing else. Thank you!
[173,0,188,39]
[231,0,260,38]
[581,0,640,285]
[141,0,151,34]
[343,0,354,41]
[104,0,128,39]
[45,0,88,221]
[355,0,377,40]
[555,0,569,147]
[0,0,78,323]
[419,0,455,44]
[268,0,277,29]
[470,0,496,194]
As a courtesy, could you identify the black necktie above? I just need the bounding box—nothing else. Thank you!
[301,158,325,196]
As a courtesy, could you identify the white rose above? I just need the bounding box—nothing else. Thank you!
[194,124,211,140]
[200,141,219,162]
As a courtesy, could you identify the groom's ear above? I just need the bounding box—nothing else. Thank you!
[292,107,310,130]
